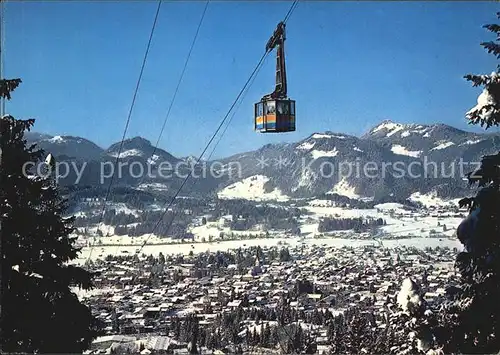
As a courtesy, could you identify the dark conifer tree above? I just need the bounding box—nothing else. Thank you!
[0,78,100,353]
[452,12,500,354]
[422,12,500,354]
[464,13,500,129]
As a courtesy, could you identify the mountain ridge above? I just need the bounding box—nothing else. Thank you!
[27,120,498,160]
[24,120,500,201]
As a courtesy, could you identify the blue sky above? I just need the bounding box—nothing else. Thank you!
[5,1,499,158]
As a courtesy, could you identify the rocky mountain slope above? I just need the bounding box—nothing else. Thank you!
[26,120,500,202]
[25,133,104,160]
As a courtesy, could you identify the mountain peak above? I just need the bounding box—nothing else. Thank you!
[23,132,104,160]
[367,120,405,137]
[104,136,181,163]
[107,136,152,153]
[124,136,152,146]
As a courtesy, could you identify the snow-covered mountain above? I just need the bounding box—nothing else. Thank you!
[217,130,422,201]
[104,137,180,165]
[363,120,500,164]
[214,121,500,201]
[25,133,104,160]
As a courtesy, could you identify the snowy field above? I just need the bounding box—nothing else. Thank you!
[71,190,468,266]
[77,233,174,247]
[73,197,466,265]
[217,175,289,202]
[301,200,464,239]
[391,144,422,158]
[408,192,461,208]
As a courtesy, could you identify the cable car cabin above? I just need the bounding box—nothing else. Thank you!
[255,21,296,134]
[255,99,295,133]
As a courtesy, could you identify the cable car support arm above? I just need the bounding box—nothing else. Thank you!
[264,21,287,100]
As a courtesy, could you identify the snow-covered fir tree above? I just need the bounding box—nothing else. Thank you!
[447,11,500,354]
[415,11,500,355]
[0,78,100,353]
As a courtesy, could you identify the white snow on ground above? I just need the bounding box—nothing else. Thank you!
[217,175,289,202]
[71,195,468,265]
[399,126,432,138]
[147,154,160,165]
[238,321,279,337]
[303,204,401,221]
[414,126,429,134]
[79,233,173,248]
[374,203,407,214]
[372,122,404,137]
[353,147,363,152]
[293,169,317,191]
[74,236,463,264]
[137,183,169,192]
[391,144,422,158]
[311,133,333,139]
[311,147,339,159]
[431,141,455,151]
[188,222,270,243]
[107,203,141,217]
[408,192,461,208]
[461,139,483,146]
[48,135,65,143]
[72,211,87,218]
[328,178,360,199]
[71,286,123,300]
[296,141,316,150]
[303,200,464,239]
[88,223,116,237]
[108,149,143,158]
[378,213,462,239]
[386,126,404,137]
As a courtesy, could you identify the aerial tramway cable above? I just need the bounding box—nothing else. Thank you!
[211,4,300,352]
[210,0,299,159]
[88,0,163,261]
[128,52,268,258]
[150,0,211,165]
[88,0,300,348]
[284,0,298,24]
[207,52,263,160]
[136,51,270,255]
[135,0,299,256]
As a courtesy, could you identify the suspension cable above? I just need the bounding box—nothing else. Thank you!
[88,0,162,261]
[283,0,299,24]
[205,0,299,163]
[110,0,210,256]
[136,51,269,255]
[135,0,299,256]
[130,53,267,256]
[206,46,263,161]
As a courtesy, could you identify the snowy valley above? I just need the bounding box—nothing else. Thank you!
[22,119,492,258]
